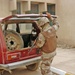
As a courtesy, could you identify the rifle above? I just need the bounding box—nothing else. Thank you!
[28,37,38,54]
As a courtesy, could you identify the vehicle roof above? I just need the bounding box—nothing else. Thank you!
[0,14,47,24]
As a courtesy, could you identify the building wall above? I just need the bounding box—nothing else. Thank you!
[1,0,75,46]
[56,0,75,46]
[18,0,56,3]
[0,0,56,17]
[0,0,11,17]
[19,0,56,14]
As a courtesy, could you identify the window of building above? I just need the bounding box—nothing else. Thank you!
[31,4,39,14]
[47,4,55,15]
[17,2,21,14]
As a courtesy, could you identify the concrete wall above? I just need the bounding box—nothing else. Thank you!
[0,0,11,17]
[1,0,75,46]
[19,0,56,3]
[56,0,75,46]
[20,0,56,13]
[0,0,56,17]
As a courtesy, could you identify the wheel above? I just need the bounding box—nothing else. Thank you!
[4,30,24,51]
[26,63,39,71]
[0,69,4,75]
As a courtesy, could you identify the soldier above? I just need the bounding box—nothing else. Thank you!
[35,13,59,75]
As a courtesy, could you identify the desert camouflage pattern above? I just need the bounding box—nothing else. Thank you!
[36,16,59,75]
[40,51,56,75]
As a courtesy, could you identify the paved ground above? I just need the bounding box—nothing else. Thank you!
[52,48,75,74]
[2,47,75,75]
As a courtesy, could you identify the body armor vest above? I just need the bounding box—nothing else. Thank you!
[41,28,57,53]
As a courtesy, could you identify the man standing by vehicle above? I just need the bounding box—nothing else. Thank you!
[35,12,59,75]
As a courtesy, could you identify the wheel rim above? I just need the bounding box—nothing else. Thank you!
[4,30,24,51]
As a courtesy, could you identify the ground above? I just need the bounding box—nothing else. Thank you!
[52,48,75,74]
[1,47,75,75]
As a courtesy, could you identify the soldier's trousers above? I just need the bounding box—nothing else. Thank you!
[40,51,56,75]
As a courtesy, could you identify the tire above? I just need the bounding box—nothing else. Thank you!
[26,62,39,71]
[4,30,24,51]
[0,69,4,75]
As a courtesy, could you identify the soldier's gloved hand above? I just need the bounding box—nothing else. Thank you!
[46,12,52,20]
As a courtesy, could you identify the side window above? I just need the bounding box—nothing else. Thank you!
[7,24,16,31]
[2,23,33,34]
[2,24,16,31]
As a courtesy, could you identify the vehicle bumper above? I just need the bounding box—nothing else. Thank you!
[0,56,41,72]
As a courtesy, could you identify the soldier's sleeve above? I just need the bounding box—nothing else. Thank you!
[36,33,45,48]
[52,18,59,31]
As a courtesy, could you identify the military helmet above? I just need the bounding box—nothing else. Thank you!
[38,17,50,27]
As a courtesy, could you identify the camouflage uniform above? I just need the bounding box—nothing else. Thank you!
[36,16,59,75]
